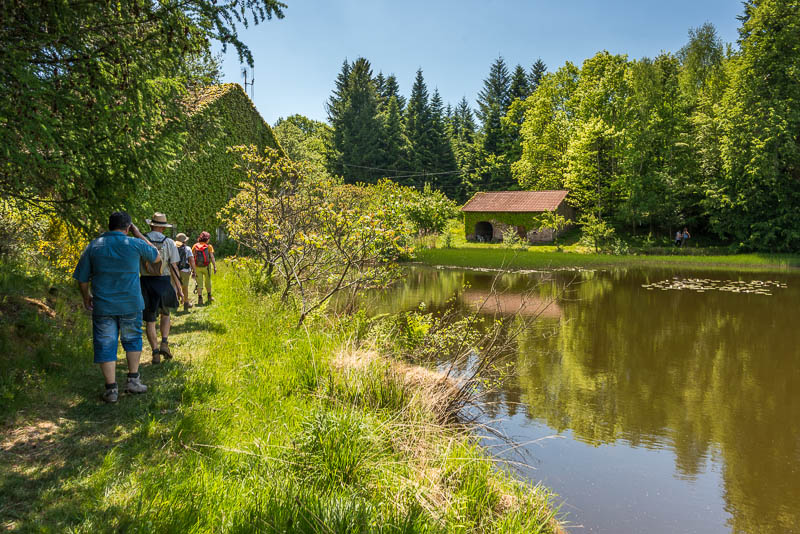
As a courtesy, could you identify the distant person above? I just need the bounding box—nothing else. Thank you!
[675,230,682,247]
[192,231,217,305]
[174,232,196,312]
[682,227,691,247]
[140,212,183,364]
[73,211,159,403]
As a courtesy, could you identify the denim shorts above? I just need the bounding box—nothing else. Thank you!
[92,312,143,363]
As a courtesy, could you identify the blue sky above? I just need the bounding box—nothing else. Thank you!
[216,0,743,125]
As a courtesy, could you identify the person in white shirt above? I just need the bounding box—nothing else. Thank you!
[140,212,183,364]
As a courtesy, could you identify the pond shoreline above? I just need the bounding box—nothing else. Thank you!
[412,247,800,273]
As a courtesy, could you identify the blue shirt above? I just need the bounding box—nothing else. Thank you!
[73,231,158,316]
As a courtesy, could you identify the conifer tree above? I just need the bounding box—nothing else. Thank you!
[325,60,352,177]
[529,58,547,90]
[429,89,458,193]
[510,64,531,101]
[383,74,406,111]
[405,69,434,181]
[379,96,410,175]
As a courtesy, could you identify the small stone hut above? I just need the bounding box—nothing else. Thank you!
[461,190,574,243]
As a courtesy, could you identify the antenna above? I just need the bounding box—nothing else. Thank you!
[241,66,255,99]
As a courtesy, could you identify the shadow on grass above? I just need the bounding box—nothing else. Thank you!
[0,357,197,530]
[169,316,227,335]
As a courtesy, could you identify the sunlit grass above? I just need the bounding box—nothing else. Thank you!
[0,261,562,533]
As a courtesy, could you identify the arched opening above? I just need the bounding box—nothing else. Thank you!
[475,221,493,242]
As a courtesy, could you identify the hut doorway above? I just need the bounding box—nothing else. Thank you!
[475,221,493,242]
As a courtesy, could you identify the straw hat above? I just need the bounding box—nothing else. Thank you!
[145,212,173,228]
[175,232,188,245]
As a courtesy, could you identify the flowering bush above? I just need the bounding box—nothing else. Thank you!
[221,146,411,324]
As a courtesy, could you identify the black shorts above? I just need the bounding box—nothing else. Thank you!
[141,276,179,322]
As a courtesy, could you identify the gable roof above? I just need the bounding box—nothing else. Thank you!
[461,190,569,212]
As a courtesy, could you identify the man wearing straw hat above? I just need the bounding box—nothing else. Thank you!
[141,212,183,364]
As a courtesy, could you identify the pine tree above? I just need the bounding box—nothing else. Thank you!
[429,89,458,194]
[374,71,387,110]
[379,96,410,176]
[477,56,511,124]
[325,59,352,177]
[405,69,433,181]
[383,74,406,111]
[336,58,383,183]
[510,64,531,101]
[529,58,547,91]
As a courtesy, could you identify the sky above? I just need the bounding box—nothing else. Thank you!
[216,0,744,126]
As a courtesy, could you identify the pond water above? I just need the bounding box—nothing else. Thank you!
[367,265,800,534]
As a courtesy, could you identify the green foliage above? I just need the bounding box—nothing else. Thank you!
[404,184,460,234]
[579,213,616,253]
[0,0,284,233]
[533,210,569,248]
[222,147,409,323]
[139,84,284,242]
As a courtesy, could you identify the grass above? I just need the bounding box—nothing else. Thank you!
[413,221,800,272]
[0,260,561,533]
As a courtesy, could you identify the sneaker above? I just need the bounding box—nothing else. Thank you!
[152,349,161,365]
[102,386,118,403]
[207,294,214,303]
[197,295,203,306]
[184,302,192,312]
[160,340,173,360]
[125,376,148,394]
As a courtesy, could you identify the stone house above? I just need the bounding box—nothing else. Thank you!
[461,190,575,243]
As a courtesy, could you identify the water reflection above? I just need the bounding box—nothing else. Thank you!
[369,266,800,534]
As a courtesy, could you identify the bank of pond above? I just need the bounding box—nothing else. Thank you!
[365,264,800,534]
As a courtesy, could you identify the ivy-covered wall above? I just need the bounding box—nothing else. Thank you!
[137,84,284,244]
[463,204,575,243]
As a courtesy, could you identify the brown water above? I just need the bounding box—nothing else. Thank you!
[369,265,800,534]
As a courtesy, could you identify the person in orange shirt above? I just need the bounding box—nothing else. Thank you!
[192,231,217,305]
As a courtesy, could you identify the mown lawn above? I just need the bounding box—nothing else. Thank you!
[0,262,561,533]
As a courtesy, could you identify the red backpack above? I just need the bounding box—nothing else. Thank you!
[194,243,210,267]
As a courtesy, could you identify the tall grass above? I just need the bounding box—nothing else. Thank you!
[0,262,562,533]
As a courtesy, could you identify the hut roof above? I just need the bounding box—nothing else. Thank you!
[461,190,569,213]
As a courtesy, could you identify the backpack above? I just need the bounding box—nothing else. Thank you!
[194,243,210,267]
[141,235,168,276]
[177,245,190,270]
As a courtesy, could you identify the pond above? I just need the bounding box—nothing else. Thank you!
[366,265,800,534]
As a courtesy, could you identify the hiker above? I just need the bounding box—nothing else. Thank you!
[682,227,691,247]
[675,230,683,247]
[174,232,196,312]
[73,211,159,403]
[140,212,184,364]
[192,231,217,305]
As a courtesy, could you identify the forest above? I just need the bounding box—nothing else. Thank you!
[319,2,800,251]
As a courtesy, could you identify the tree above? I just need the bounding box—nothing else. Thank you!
[529,59,547,91]
[476,56,511,154]
[714,0,800,250]
[533,210,569,249]
[579,212,615,253]
[0,0,286,232]
[429,89,458,191]
[405,68,434,180]
[378,96,410,175]
[326,58,383,183]
[510,64,531,101]
[223,146,409,325]
[512,63,579,190]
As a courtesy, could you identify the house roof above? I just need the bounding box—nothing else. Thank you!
[461,190,569,213]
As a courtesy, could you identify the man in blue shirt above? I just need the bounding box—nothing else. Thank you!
[73,211,159,403]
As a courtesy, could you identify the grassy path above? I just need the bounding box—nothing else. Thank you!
[1,264,562,533]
